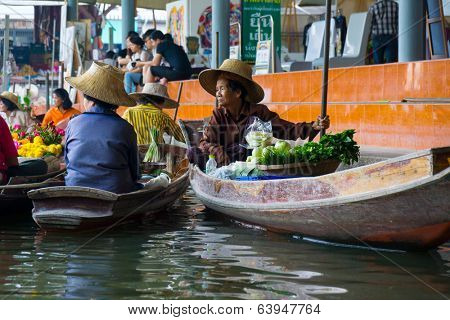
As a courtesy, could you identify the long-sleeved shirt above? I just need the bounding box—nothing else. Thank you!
[369,0,398,36]
[0,116,18,182]
[64,105,140,194]
[122,104,185,145]
[199,103,319,166]
[1,109,34,132]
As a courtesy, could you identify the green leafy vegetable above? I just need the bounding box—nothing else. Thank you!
[143,128,160,162]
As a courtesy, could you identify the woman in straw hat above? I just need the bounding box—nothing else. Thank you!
[126,83,185,145]
[0,91,34,131]
[64,61,142,194]
[190,59,330,169]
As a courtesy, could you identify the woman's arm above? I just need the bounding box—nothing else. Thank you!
[135,53,163,68]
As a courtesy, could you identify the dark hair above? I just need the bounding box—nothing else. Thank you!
[118,48,128,58]
[127,31,139,39]
[53,88,73,110]
[142,28,156,40]
[0,97,18,111]
[227,79,248,102]
[150,30,164,41]
[84,94,117,110]
[105,50,115,59]
[163,33,174,42]
[128,35,145,48]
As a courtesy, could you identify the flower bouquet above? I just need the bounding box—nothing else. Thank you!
[11,122,64,158]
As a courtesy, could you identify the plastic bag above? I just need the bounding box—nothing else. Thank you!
[244,117,273,148]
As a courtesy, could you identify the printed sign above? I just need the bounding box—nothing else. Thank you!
[241,0,281,63]
[254,40,271,74]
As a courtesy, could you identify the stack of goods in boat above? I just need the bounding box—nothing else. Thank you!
[205,117,360,180]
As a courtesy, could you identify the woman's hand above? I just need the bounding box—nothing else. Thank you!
[312,115,330,131]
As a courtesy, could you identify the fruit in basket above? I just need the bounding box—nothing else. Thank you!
[245,131,272,148]
[274,140,290,153]
[252,146,263,158]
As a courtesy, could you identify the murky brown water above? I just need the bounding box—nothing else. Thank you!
[0,189,449,299]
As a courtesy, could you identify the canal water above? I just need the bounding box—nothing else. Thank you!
[0,189,449,300]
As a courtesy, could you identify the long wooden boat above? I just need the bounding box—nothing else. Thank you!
[28,144,190,230]
[0,170,65,215]
[190,147,450,251]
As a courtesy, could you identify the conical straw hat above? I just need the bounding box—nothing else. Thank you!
[199,59,265,103]
[0,91,20,109]
[65,61,136,107]
[129,83,179,109]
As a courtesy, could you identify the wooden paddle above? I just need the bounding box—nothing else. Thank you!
[320,0,332,137]
[168,82,184,174]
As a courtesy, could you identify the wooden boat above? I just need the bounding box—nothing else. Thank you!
[0,170,65,215]
[28,144,190,230]
[189,147,450,251]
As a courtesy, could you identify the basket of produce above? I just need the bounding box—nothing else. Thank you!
[246,130,360,177]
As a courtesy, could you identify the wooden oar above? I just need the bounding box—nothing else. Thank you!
[320,0,332,137]
[168,82,184,174]
[172,82,184,121]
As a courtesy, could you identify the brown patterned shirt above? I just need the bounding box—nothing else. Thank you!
[199,103,319,165]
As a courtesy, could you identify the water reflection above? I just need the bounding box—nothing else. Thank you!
[0,189,448,299]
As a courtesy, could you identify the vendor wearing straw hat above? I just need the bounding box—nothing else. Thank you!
[190,59,330,168]
[64,61,141,194]
[125,83,185,145]
[0,91,34,131]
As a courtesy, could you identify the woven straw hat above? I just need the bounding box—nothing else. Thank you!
[0,91,20,109]
[199,59,264,103]
[65,61,136,107]
[129,83,179,109]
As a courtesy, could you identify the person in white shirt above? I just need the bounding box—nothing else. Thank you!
[0,91,34,131]
[124,35,151,93]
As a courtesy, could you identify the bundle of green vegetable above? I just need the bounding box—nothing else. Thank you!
[246,129,360,166]
[143,128,161,162]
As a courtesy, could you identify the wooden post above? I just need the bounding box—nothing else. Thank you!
[2,15,10,92]
[45,73,50,110]
[320,0,332,137]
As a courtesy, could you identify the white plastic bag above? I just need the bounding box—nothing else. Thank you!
[244,117,273,148]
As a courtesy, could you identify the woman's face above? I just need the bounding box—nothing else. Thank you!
[129,43,140,53]
[53,93,63,107]
[215,78,241,109]
[0,99,7,113]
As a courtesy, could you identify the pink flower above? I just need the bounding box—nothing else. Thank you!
[13,140,19,150]
[20,132,26,138]
[56,128,65,136]
[13,124,21,130]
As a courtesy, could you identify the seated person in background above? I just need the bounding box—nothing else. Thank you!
[188,59,330,169]
[64,61,141,194]
[125,83,185,145]
[0,91,34,131]
[103,50,116,67]
[0,116,47,185]
[137,30,192,84]
[42,88,80,128]
[124,35,151,94]
[142,28,156,56]
[117,31,139,68]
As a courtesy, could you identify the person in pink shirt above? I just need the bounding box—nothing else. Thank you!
[0,116,19,184]
[0,117,47,184]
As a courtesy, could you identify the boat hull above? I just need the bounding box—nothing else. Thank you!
[190,148,450,251]
[29,171,190,230]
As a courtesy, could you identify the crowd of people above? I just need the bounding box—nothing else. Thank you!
[1,21,329,195]
[102,28,193,94]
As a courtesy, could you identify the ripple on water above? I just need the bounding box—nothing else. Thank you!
[0,188,449,299]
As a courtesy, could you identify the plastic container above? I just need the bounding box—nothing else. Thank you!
[205,154,217,175]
